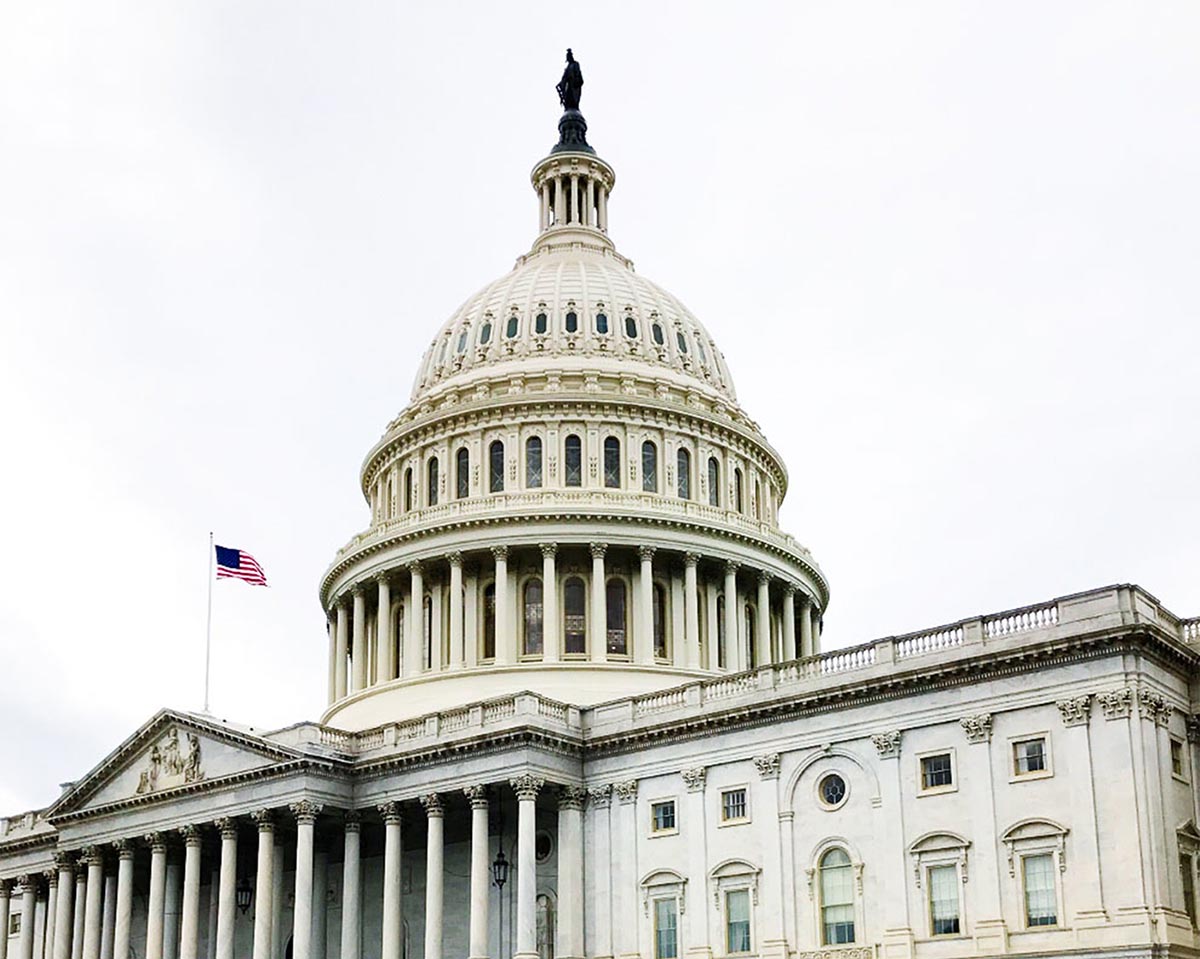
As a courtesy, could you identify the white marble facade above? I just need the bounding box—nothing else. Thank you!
[4,81,1200,959]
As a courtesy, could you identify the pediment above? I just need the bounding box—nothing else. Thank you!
[50,709,305,819]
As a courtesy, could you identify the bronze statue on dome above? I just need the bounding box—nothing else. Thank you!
[557,49,583,111]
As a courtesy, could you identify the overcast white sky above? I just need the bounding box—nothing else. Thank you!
[2,2,1197,814]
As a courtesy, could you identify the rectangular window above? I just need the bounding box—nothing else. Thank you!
[1182,853,1197,926]
[654,898,678,959]
[8,914,21,936]
[721,788,748,822]
[921,753,953,790]
[726,889,751,953]
[1013,738,1047,776]
[651,800,676,833]
[1172,739,1185,778]
[1023,854,1058,927]
[928,864,961,936]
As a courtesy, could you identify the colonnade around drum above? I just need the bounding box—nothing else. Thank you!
[324,544,823,705]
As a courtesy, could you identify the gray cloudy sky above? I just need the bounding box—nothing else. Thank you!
[2,2,1198,813]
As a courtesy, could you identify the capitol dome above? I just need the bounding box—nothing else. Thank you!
[318,101,829,730]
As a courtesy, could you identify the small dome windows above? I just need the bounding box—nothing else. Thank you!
[651,321,665,346]
[697,338,709,363]
[479,320,492,345]
[439,337,450,361]
[595,311,609,334]
[535,311,548,335]
[676,331,689,354]
[624,315,638,339]
[506,314,520,339]
[565,310,579,333]
[456,329,469,353]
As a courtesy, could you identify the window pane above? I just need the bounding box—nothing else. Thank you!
[929,865,960,935]
[479,321,492,345]
[722,789,746,821]
[653,584,667,658]
[456,448,470,499]
[564,434,583,487]
[676,331,689,354]
[563,578,586,654]
[716,596,726,668]
[921,754,953,789]
[734,469,744,512]
[652,322,665,345]
[642,441,658,492]
[506,315,519,338]
[677,448,691,499]
[726,890,751,953]
[490,441,504,492]
[565,311,578,333]
[821,849,855,944]
[483,585,496,659]
[535,311,548,334]
[427,458,439,506]
[604,437,620,488]
[595,312,608,334]
[708,457,720,506]
[404,468,413,511]
[523,579,544,655]
[526,437,543,488]
[1014,739,1046,775]
[651,801,676,832]
[606,581,626,654]
[1023,854,1057,926]
[625,315,638,339]
[654,899,678,959]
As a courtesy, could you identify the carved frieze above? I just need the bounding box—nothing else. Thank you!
[134,726,204,795]
[1056,695,1092,727]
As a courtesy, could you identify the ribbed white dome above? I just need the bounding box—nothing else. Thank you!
[410,245,738,403]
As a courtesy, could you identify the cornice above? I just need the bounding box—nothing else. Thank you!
[320,509,828,608]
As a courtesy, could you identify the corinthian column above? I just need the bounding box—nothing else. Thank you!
[351,587,367,691]
[178,828,202,959]
[71,870,85,959]
[0,879,11,959]
[724,562,740,671]
[290,802,322,959]
[448,553,464,668]
[80,848,104,959]
[213,820,238,959]
[44,871,59,959]
[540,544,558,663]
[375,574,393,682]
[405,563,424,676]
[756,571,771,667]
[250,811,274,959]
[556,788,586,959]
[16,877,35,959]
[491,548,511,665]
[340,813,361,959]
[589,544,607,663]
[111,843,134,959]
[51,855,75,959]
[334,603,349,698]
[463,787,489,959]
[378,803,403,959]
[683,553,700,668]
[420,795,444,959]
[781,586,796,661]
[510,775,543,959]
[637,546,655,665]
[145,834,168,959]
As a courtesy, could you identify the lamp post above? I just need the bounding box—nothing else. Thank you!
[235,878,253,916]
[493,800,511,959]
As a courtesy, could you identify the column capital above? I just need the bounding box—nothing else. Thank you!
[637,545,656,562]
[871,730,902,759]
[420,794,444,818]
[783,582,797,596]
[143,832,169,852]
[589,542,608,559]
[408,560,424,575]
[377,801,403,824]
[351,584,365,597]
[179,824,204,846]
[80,844,105,866]
[684,552,700,568]
[1057,694,1092,727]
[753,753,781,780]
[42,869,57,887]
[290,801,323,825]
[53,851,76,871]
[587,784,612,808]
[462,785,489,808]
[113,839,136,860]
[213,817,239,840]
[724,560,740,574]
[446,551,464,568]
[342,809,362,832]
[373,571,391,585]
[490,546,508,562]
[509,774,544,801]
[757,569,772,586]
[558,785,587,811]
[539,542,558,558]
[681,767,707,792]
[249,809,275,832]
[15,874,36,894]
[613,780,638,804]
[960,713,993,743]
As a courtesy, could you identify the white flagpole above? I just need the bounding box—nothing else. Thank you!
[203,531,214,713]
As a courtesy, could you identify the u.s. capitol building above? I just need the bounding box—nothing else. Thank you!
[3,55,1199,959]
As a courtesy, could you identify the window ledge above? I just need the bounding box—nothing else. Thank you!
[917,785,958,797]
[1009,770,1053,784]
[718,817,751,828]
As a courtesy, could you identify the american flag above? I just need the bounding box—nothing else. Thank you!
[215,545,268,586]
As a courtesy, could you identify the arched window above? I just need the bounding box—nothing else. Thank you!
[427,457,439,506]
[386,475,395,517]
[565,310,579,333]
[595,311,609,334]
[506,314,519,338]
[423,596,433,670]
[456,328,469,353]
[482,584,496,660]
[523,578,544,656]
[564,434,583,487]
[624,315,638,339]
[479,320,492,345]
[820,849,856,945]
[489,441,505,493]
[653,583,667,659]
[456,447,470,499]
[707,457,720,507]
[754,479,762,519]
[697,339,709,363]
[642,441,658,492]
[745,604,756,669]
[716,595,727,668]
[563,577,586,655]
[677,448,691,499]
[606,579,627,655]
[535,311,548,334]
[603,437,621,489]
[404,468,413,512]
[676,331,689,354]
[526,437,543,488]
[652,321,665,346]
[735,468,744,513]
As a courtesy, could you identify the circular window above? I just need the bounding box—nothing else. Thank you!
[535,829,554,864]
[818,773,847,808]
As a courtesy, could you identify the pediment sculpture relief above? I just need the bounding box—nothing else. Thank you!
[135,727,204,795]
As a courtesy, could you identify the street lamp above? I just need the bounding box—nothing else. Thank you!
[491,848,510,889]
[236,877,253,915]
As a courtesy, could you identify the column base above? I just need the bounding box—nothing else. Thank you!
[515,952,540,959]
[881,926,915,959]
[758,937,788,959]
[973,918,1009,954]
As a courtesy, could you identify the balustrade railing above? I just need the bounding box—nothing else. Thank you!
[984,603,1058,638]
[895,624,965,658]
[1184,619,1200,644]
